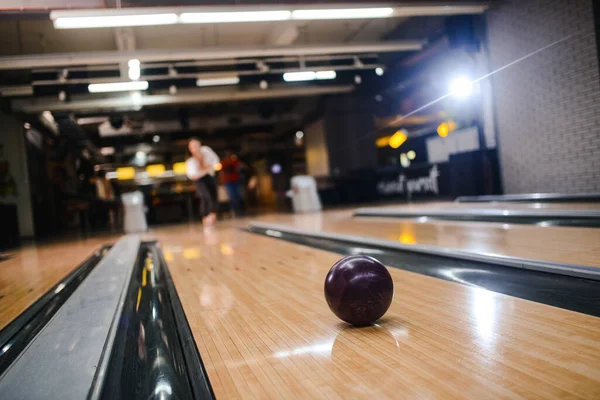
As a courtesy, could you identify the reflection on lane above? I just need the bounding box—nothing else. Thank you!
[471,288,499,349]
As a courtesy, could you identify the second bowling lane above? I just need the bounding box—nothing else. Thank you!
[255,210,600,268]
[150,223,600,399]
[0,234,120,330]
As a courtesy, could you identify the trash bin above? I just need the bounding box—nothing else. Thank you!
[287,176,322,213]
[121,191,148,233]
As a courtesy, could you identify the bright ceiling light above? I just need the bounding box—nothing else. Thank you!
[131,91,143,107]
[196,76,240,87]
[283,70,336,82]
[449,76,474,98]
[292,7,393,20]
[53,13,178,29]
[400,153,411,168]
[283,71,316,82]
[180,10,291,24]
[128,59,141,81]
[88,81,149,93]
[375,67,385,76]
[315,70,336,79]
[295,131,304,139]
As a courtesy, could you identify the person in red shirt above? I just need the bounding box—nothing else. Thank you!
[221,151,244,216]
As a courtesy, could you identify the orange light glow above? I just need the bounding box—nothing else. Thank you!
[389,130,407,149]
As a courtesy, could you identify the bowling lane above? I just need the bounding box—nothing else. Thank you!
[151,224,600,399]
[255,210,600,268]
[0,234,119,330]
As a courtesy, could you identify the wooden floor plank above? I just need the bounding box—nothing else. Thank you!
[149,222,600,399]
[2,208,599,398]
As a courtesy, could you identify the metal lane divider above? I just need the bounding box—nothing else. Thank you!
[0,235,140,400]
[0,246,109,375]
[455,192,600,203]
[353,207,600,227]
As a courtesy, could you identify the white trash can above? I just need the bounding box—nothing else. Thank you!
[121,191,148,233]
[287,176,322,213]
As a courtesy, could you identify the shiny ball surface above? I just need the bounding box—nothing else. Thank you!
[324,255,394,326]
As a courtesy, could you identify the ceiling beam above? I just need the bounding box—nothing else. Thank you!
[30,63,382,86]
[267,23,299,46]
[0,40,423,70]
[114,27,136,79]
[12,85,355,113]
[0,0,102,9]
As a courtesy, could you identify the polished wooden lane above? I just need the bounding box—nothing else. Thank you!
[0,234,119,330]
[150,223,600,399]
[256,210,600,268]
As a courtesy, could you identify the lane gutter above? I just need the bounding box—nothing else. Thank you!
[0,245,110,376]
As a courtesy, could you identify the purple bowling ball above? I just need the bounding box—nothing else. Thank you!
[324,255,394,326]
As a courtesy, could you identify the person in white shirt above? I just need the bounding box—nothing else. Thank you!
[186,138,220,227]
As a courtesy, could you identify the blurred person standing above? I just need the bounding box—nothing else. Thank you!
[221,150,244,216]
[186,138,220,227]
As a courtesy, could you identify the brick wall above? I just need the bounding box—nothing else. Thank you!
[487,0,600,193]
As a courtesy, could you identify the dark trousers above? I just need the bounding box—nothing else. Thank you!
[194,175,218,218]
[224,182,243,215]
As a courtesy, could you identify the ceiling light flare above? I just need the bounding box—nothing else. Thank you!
[53,13,178,29]
[196,76,240,87]
[292,7,394,20]
[375,67,385,76]
[180,10,292,23]
[283,70,336,82]
[449,76,474,98]
[88,81,149,93]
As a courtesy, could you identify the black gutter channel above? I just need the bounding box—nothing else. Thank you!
[0,245,110,376]
[247,227,600,318]
[353,211,600,228]
[96,241,215,400]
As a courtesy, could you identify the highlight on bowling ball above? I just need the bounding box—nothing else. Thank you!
[324,255,394,326]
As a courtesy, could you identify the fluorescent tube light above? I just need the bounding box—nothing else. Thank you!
[283,70,336,82]
[88,81,149,93]
[53,13,178,29]
[292,7,393,20]
[315,70,336,79]
[180,11,291,24]
[196,76,240,87]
